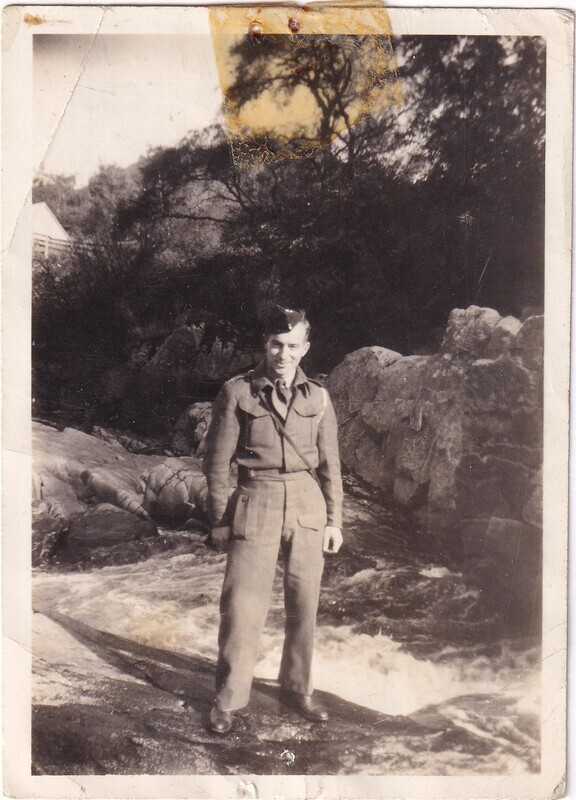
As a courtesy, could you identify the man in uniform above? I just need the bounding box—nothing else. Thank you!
[203,305,343,735]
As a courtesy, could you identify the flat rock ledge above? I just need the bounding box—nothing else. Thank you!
[32,610,537,776]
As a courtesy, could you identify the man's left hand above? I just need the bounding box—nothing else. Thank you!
[323,525,343,554]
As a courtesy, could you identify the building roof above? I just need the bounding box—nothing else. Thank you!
[32,202,72,242]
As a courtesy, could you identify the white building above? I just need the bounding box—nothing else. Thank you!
[32,202,72,257]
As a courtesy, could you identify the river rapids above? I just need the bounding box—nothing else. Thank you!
[32,488,540,775]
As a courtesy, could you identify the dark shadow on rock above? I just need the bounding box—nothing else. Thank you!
[35,609,216,713]
[33,610,436,775]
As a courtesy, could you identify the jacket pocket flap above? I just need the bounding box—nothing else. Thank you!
[232,492,251,538]
[238,397,270,417]
[291,399,320,417]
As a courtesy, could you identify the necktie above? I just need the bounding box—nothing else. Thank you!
[272,379,292,419]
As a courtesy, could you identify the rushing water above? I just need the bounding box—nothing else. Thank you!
[30,423,542,775]
[33,512,541,775]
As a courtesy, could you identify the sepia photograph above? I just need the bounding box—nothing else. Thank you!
[2,5,571,798]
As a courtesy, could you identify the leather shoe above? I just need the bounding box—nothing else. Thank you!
[208,704,235,735]
[279,690,329,722]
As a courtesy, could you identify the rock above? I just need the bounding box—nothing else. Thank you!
[462,518,538,563]
[484,315,523,358]
[461,518,541,636]
[329,307,542,525]
[29,611,437,776]
[327,351,425,492]
[68,508,157,547]
[97,314,260,436]
[150,326,203,371]
[31,501,541,775]
[148,327,258,385]
[81,470,149,518]
[440,306,502,359]
[92,502,129,513]
[92,426,167,455]
[512,315,544,372]
[329,346,403,416]
[32,469,43,503]
[465,357,532,415]
[360,356,429,432]
[34,471,87,519]
[328,306,543,635]
[56,508,159,568]
[33,424,210,568]
[32,513,68,567]
[171,402,213,456]
[454,454,532,521]
[91,426,126,450]
[142,458,208,525]
[522,470,542,528]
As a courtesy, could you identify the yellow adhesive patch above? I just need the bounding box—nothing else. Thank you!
[209,4,402,166]
[24,13,45,25]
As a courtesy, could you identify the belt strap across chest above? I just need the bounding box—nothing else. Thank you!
[257,391,324,485]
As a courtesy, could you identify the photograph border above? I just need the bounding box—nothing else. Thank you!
[2,5,572,798]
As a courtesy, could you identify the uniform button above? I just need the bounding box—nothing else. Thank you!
[241,496,248,503]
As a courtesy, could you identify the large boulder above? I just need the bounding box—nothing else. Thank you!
[56,508,159,569]
[32,423,210,570]
[171,402,213,456]
[32,511,69,568]
[461,518,541,638]
[99,323,260,436]
[149,325,204,371]
[327,306,543,634]
[141,458,209,526]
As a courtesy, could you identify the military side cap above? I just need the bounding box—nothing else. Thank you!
[264,304,307,335]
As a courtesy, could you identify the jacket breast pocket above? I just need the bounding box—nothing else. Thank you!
[292,405,319,446]
[238,398,276,450]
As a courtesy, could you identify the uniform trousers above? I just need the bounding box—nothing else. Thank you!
[215,471,326,712]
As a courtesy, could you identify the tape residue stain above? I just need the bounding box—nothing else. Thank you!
[210,5,402,166]
[24,13,45,25]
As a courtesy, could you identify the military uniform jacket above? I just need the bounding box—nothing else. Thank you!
[203,360,343,530]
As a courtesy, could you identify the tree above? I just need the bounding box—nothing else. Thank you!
[224,34,399,168]
[33,173,91,237]
[33,35,546,430]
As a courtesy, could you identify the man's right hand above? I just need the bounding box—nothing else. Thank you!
[211,525,232,553]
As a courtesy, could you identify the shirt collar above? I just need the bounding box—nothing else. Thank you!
[250,360,310,396]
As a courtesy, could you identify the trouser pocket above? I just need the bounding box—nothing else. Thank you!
[296,479,327,531]
[231,482,285,541]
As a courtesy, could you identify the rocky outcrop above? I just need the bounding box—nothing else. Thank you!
[33,423,210,569]
[92,426,170,456]
[33,609,539,776]
[100,324,260,436]
[327,307,543,636]
[171,402,213,456]
[142,458,209,526]
[150,329,257,384]
[56,508,160,569]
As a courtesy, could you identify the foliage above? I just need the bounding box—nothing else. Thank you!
[225,34,397,158]
[33,173,91,238]
[33,35,545,429]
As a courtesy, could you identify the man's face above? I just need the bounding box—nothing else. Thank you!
[265,322,310,381]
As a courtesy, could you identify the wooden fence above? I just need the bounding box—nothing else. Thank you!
[33,234,103,258]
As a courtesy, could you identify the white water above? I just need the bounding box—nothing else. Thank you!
[33,550,540,722]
